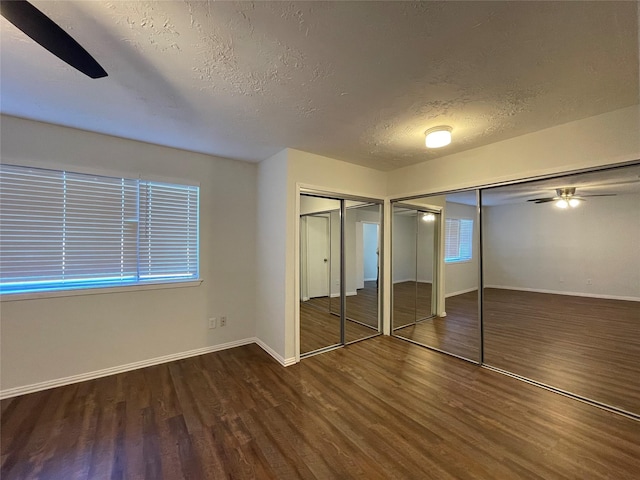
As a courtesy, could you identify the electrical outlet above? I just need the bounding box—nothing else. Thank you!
[208,317,217,329]
[220,315,227,327]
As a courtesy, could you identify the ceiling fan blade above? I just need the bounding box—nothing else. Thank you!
[527,197,555,203]
[0,0,107,79]
[581,194,617,197]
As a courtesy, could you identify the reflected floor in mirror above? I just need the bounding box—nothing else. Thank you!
[484,288,640,415]
[304,281,379,328]
[300,283,379,354]
[392,281,434,328]
[394,290,479,361]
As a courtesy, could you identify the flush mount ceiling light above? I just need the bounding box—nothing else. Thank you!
[422,212,436,222]
[425,126,452,148]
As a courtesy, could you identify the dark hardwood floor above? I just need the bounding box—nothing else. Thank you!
[392,281,435,328]
[2,337,639,479]
[394,290,480,361]
[299,301,377,354]
[483,288,640,415]
[393,286,640,415]
[301,281,380,354]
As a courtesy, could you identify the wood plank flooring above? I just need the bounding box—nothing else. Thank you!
[393,281,435,328]
[483,288,640,415]
[301,281,380,354]
[392,286,640,415]
[2,337,639,480]
[394,290,480,361]
[299,301,377,354]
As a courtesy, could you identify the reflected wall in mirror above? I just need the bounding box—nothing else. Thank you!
[300,195,341,355]
[344,202,382,343]
[482,163,640,415]
[392,193,480,362]
[300,195,382,356]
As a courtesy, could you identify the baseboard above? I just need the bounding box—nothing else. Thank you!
[254,338,297,367]
[0,338,257,400]
[445,287,478,298]
[364,277,377,282]
[330,291,357,298]
[485,285,640,302]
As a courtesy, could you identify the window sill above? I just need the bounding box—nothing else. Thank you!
[0,279,203,302]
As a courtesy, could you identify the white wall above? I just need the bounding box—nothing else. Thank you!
[392,213,417,283]
[388,106,640,197]
[0,115,257,393]
[417,216,435,283]
[484,193,640,300]
[363,223,379,281]
[256,149,289,363]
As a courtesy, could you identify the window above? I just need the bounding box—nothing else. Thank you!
[0,164,199,295]
[445,218,473,263]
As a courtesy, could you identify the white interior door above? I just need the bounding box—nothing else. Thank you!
[307,215,330,298]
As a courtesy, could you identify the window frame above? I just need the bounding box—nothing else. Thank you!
[0,163,201,300]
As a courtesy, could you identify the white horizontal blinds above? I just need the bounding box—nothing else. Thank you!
[63,172,138,284]
[139,181,199,281]
[458,219,473,261]
[0,164,199,294]
[444,218,460,261]
[0,165,65,288]
[445,218,473,262]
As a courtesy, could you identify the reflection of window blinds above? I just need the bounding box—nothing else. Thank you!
[445,218,473,263]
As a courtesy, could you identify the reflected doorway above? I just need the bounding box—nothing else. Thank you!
[299,194,382,357]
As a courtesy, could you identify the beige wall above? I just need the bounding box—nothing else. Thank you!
[255,150,289,363]
[388,105,640,197]
[1,116,258,393]
[484,193,640,300]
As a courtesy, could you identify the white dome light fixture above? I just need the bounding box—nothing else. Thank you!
[422,212,436,222]
[425,126,452,148]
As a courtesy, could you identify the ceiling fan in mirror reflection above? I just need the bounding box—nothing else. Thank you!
[527,188,616,209]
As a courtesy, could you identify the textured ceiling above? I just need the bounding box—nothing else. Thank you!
[1,1,638,171]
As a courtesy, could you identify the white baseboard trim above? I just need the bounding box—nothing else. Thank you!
[485,285,640,302]
[364,277,377,282]
[254,338,297,367]
[445,287,478,298]
[330,291,357,298]
[0,338,257,400]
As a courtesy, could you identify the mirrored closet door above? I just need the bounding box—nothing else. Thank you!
[481,163,640,415]
[344,201,382,343]
[392,193,481,362]
[300,193,382,357]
